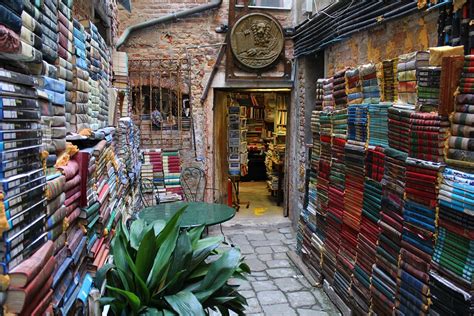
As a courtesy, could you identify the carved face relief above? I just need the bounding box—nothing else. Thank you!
[230,13,284,70]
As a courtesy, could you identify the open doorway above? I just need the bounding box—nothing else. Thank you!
[214,89,290,221]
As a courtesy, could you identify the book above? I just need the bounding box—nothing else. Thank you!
[24,287,53,316]
[8,240,53,288]
[6,256,55,313]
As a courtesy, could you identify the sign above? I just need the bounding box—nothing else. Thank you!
[230,13,285,71]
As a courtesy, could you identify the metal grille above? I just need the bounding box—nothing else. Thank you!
[129,58,193,150]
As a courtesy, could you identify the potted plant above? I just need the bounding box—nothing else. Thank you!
[95,208,250,315]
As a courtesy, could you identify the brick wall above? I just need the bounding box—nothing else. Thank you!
[118,0,295,202]
[324,10,439,75]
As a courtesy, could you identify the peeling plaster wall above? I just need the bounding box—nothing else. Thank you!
[324,10,439,76]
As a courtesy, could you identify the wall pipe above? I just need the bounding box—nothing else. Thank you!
[294,1,421,57]
[116,0,223,49]
[294,1,383,53]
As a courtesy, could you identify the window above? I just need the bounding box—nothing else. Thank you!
[236,0,292,10]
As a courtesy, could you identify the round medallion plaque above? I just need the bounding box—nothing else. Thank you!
[230,13,285,70]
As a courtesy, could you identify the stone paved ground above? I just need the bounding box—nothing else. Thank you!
[209,221,339,316]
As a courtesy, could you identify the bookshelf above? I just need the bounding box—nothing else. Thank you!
[265,94,287,203]
[227,94,250,177]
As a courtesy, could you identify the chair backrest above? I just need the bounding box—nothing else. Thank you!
[181,167,206,202]
[139,177,159,207]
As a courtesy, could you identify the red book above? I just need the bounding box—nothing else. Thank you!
[9,241,54,287]
[22,287,53,316]
[6,257,55,314]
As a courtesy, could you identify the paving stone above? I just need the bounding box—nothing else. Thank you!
[271,245,289,252]
[273,252,289,260]
[311,289,333,307]
[245,297,262,313]
[251,271,267,277]
[245,254,258,260]
[265,232,285,240]
[247,233,267,241]
[247,314,264,316]
[297,309,329,316]
[283,238,297,245]
[256,276,268,281]
[245,258,267,272]
[228,279,252,290]
[251,239,283,247]
[297,275,312,288]
[267,259,291,268]
[285,233,295,239]
[279,227,293,234]
[231,237,250,245]
[256,290,287,305]
[239,244,255,254]
[240,290,256,298]
[252,280,277,291]
[288,291,316,308]
[255,246,273,254]
[262,304,297,316]
[274,277,304,292]
[267,268,297,278]
[257,254,273,261]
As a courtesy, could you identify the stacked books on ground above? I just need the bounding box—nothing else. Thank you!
[141,149,184,203]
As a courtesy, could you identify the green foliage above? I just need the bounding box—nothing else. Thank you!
[96,207,249,315]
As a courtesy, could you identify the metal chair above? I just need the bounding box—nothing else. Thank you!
[180,167,206,202]
[139,177,160,207]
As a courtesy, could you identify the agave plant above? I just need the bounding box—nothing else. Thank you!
[95,207,250,315]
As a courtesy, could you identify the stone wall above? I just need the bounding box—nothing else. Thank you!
[118,0,295,202]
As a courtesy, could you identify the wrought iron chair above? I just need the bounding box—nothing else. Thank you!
[139,177,160,208]
[180,167,206,202]
[180,167,233,246]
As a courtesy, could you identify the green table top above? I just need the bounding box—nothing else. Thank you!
[138,202,236,227]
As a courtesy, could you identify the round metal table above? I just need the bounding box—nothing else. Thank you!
[138,202,236,228]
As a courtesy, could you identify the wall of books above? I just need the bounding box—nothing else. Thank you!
[298,47,473,315]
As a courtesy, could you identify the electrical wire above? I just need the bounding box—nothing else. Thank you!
[319,0,354,19]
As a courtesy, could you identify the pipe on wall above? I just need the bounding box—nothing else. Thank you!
[294,1,422,57]
[116,0,223,49]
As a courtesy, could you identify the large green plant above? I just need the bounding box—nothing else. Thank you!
[95,208,250,315]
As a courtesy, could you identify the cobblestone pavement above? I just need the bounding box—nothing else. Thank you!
[210,221,340,316]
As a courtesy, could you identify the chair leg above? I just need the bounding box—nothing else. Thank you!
[220,224,234,247]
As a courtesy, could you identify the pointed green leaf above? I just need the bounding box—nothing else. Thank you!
[187,263,210,280]
[193,247,241,302]
[166,231,193,293]
[153,220,166,236]
[107,285,141,313]
[99,296,116,306]
[95,263,115,288]
[139,307,162,316]
[188,226,205,246]
[130,219,147,250]
[114,229,150,302]
[136,227,158,280]
[164,291,205,316]
[147,207,186,289]
[121,220,130,242]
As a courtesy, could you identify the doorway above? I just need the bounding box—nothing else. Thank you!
[214,89,290,221]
